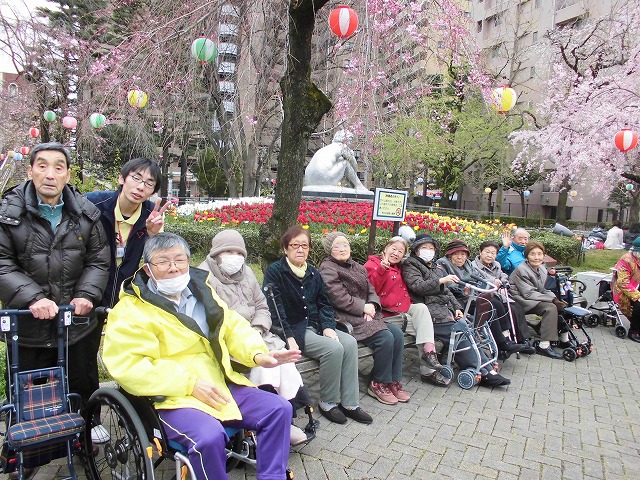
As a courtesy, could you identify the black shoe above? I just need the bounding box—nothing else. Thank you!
[535,345,563,359]
[554,340,571,349]
[502,340,527,354]
[420,370,451,386]
[628,331,640,343]
[318,405,347,424]
[479,372,510,387]
[519,343,536,355]
[338,405,373,424]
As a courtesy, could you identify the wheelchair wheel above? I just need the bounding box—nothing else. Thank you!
[615,326,627,338]
[586,314,600,328]
[562,348,577,362]
[82,388,154,480]
[439,365,454,381]
[457,369,477,390]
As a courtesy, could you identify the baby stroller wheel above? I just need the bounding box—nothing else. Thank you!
[586,314,600,328]
[439,365,454,381]
[615,326,627,338]
[457,369,477,390]
[562,348,577,362]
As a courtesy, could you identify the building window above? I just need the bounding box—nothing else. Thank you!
[437,41,445,49]
[494,15,502,27]
[532,31,538,43]
[530,66,536,78]
[477,20,482,33]
[7,83,18,96]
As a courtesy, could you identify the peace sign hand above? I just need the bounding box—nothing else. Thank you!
[146,199,170,236]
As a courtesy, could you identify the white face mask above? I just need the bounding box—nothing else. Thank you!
[150,270,191,296]
[218,254,245,276]
[418,249,435,262]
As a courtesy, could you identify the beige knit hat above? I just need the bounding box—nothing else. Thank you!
[321,231,348,254]
[209,229,247,258]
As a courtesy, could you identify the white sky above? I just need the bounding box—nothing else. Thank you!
[0,0,54,73]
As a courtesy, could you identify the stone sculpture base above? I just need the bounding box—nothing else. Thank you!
[302,185,374,200]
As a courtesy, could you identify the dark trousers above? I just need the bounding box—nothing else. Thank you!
[630,301,640,332]
[158,384,292,480]
[361,323,404,384]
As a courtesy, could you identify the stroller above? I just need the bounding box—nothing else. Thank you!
[0,306,85,479]
[439,275,501,389]
[545,267,594,362]
[583,269,628,338]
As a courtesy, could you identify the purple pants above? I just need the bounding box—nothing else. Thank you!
[158,384,292,480]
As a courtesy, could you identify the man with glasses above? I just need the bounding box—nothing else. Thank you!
[86,157,168,443]
[0,142,110,476]
[103,233,299,479]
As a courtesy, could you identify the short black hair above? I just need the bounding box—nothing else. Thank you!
[612,220,622,228]
[120,158,162,194]
[479,241,500,252]
[30,142,71,167]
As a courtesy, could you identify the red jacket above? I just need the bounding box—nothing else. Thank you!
[364,255,412,315]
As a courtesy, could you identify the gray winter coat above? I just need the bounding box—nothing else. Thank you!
[401,255,462,324]
[508,261,556,312]
[0,181,110,346]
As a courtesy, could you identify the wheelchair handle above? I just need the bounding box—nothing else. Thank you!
[0,304,75,317]
[461,274,498,294]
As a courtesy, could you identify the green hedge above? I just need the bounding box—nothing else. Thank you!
[166,220,582,268]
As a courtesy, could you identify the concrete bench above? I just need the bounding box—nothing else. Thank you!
[296,314,416,375]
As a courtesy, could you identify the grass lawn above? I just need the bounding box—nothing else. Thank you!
[568,249,624,274]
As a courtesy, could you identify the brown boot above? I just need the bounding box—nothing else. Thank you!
[420,370,451,387]
[421,351,442,370]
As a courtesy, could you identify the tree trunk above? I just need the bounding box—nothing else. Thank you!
[259,0,332,267]
[520,192,526,217]
[629,191,640,222]
[556,190,568,224]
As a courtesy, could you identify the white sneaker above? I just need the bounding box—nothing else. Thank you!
[289,424,308,446]
[91,424,111,444]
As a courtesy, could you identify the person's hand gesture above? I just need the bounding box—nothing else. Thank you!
[287,337,299,351]
[439,274,459,285]
[323,328,339,341]
[455,309,464,319]
[146,199,170,236]
[29,298,58,319]
[380,252,390,269]
[501,232,512,249]
[191,379,231,410]
[363,303,377,317]
[70,297,93,316]
[254,349,302,367]
[494,278,503,287]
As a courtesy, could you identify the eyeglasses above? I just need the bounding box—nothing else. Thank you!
[288,243,309,250]
[149,258,190,272]
[331,242,350,251]
[129,173,156,190]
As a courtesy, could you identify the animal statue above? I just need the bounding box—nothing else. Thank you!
[304,130,369,191]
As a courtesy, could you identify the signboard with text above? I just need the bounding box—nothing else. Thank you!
[372,188,407,221]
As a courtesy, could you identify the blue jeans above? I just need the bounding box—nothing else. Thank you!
[361,323,404,384]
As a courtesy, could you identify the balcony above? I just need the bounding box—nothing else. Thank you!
[219,80,235,95]
[218,61,236,77]
[554,0,587,25]
[218,42,238,58]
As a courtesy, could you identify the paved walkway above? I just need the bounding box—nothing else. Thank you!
[10,324,640,480]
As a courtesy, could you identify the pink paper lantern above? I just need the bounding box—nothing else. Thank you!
[62,116,78,130]
[329,6,358,39]
[614,128,638,152]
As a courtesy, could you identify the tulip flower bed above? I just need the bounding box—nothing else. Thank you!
[182,198,510,237]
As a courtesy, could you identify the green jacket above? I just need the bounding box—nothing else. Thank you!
[103,267,268,421]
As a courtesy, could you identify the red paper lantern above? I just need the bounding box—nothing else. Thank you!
[62,116,78,130]
[614,128,638,152]
[20,146,30,156]
[329,6,358,39]
[29,127,40,138]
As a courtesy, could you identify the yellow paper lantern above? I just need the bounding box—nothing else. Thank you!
[127,90,148,109]
[490,86,517,114]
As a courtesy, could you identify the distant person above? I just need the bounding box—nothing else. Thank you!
[623,222,640,250]
[496,228,530,275]
[605,221,624,250]
[588,224,607,242]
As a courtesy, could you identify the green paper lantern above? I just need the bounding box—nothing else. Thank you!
[191,38,217,63]
[43,110,56,122]
[89,112,106,129]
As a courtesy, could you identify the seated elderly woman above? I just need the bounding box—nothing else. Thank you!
[509,241,570,359]
[612,237,640,343]
[198,229,310,446]
[364,236,447,386]
[471,240,534,352]
[436,239,529,358]
[402,234,510,388]
[102,233,299,480]
[264,226,373,425]
[319,232,409,405]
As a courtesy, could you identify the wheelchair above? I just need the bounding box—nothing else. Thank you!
[0,306,85,480]
[81,386,263,480]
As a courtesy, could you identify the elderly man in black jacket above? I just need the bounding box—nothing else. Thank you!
[0,142,110,410]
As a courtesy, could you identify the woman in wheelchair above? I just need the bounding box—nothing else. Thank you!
[402,234,510,388]
[509,242,570,359]
[102,233,300,480]
[199,229,312,445]
[612,237,640,343]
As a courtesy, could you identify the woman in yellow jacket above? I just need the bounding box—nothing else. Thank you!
[103,233,301,480]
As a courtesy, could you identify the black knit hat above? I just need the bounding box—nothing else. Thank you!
[411,234,438,253]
